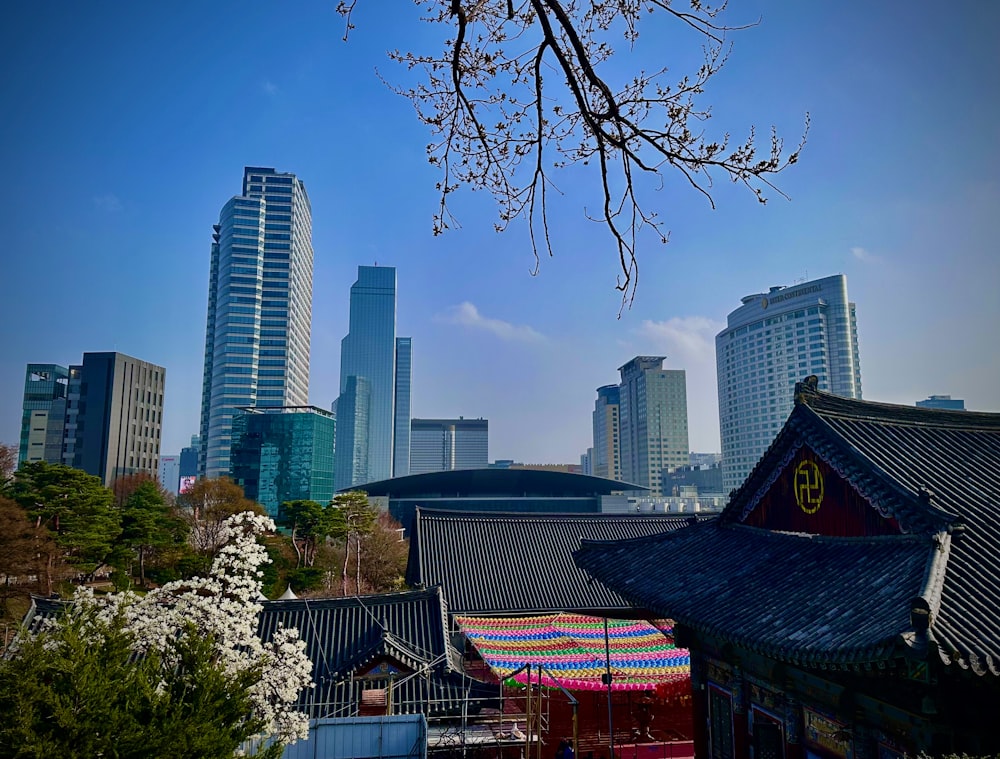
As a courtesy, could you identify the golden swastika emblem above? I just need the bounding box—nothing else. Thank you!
[794,460,824,514]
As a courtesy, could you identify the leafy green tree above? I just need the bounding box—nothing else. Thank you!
[259,534,297,598]
[117,480,189,587]
[0,512,312,757]
[278,499,328,568]
[0,601,282,758]
[111,471,169,508]
[329,491,377,596]
[6,462,120,586]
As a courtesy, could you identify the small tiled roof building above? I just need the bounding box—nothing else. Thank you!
[575,377,1000,758]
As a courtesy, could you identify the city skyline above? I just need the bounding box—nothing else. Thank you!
[1,2,998,465]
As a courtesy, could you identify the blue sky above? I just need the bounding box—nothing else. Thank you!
[2,2,997,464]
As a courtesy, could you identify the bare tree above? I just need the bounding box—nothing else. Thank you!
[177,477,262,559]
[339,0,807,308]
[0,444,16,489]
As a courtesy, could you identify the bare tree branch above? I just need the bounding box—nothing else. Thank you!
[340,0,808,310]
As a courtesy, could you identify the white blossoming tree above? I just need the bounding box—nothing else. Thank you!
[0,512,313,759]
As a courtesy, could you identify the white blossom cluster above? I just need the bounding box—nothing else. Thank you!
[70,511,314,745]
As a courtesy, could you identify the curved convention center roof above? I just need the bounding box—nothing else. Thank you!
[343,467,647,498]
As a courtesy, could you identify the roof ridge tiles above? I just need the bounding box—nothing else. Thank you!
[797,383,1000,430]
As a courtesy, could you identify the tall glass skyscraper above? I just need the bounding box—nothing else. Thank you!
[334,266,411,490]
[716,274,862,493]
[199,167,313,478]
[19,364,69,467]
[393,337,412,477]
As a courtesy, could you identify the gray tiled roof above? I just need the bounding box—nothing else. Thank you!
[407,509,710,615]
[24,588,499,718]
[574,521,938,667]
[258,588,498,717]
[575,385,1000,676]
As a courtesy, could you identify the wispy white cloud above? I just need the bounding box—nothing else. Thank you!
[851,246,877,263]
[636,316,724,364]
[262,79,278,96]
[93,194,122,212]
[635,316,725,451]
[438,302,545,343]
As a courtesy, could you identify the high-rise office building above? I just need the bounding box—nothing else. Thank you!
[199,167,313,478]
[20,353,165,485]
[333,376,370,490]
[230,406,335,518]
[158,454,180,495]
[19,364,70,467]
[334,266,411,490]
[179,434,199,493]
[716,274,862,493]
[617,357,689,497]
[69,352,166,485]
[393,337,412,478]
[409,418,489,475]
[591,384,621,481]
[179,435,200,477]
[916,395,965,411]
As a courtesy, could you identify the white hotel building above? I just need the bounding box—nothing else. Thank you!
[716,274,862,493]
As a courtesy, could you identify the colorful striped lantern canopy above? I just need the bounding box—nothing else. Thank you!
[455,613,690,692]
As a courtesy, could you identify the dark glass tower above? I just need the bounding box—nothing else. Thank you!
[334,266,411,490]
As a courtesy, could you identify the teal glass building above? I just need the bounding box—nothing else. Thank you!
[199,167,313,478]
[334,266,411,490]
[19,364,69,466]
[230,406,335,518]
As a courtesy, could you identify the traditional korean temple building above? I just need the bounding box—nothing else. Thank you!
[408,509,711,755]
[575,378,1000,758]
[407,508,710,615]
[256,588,499,720]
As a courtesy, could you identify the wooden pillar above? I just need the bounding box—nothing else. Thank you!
[690,654,710,759]
[784,696,803,759]
[731,667,749,759]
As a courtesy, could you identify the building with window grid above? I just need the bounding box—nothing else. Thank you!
[617,357,689,497]
[716,274,862,493]
[199,167,313,478]
[20,352,165,485]
[409,417,488,475]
